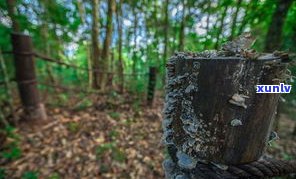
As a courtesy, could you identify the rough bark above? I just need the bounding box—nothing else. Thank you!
[100,0,115,90]
[91,0,101,89]
[265,0,293,52]
[163,53,287,178]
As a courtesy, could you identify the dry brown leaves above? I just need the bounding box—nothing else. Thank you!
[1,96,165,179]
[1,95,295,179]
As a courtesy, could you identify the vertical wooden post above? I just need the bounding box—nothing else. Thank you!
[163,52,287,177]
[11,33,47,121]
[147,67,156,106]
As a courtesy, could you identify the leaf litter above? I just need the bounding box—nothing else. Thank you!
[0,94,295,179]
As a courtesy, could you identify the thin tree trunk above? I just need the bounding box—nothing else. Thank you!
[179,0,186,51]
[77,0,85,24]
[107,50,114,88]
[229,0,243,40]
[238,2,250,35]
[204,1,211,49]
[87,43,93,88]
[100,0,115,91]
[6,0,20,32]
[265,0,293,52]
[40,0,56,86]
[0,50,15,124]
[293,124,296,137]
[215,4,229,49]
[132,7,138,76]
[163,0,169,83]
[116,0,124,93]
[91,0,101,89]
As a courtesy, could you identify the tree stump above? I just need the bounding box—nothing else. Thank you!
[163,52,288,178]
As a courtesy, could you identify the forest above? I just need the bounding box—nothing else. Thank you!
[0,0,296,178]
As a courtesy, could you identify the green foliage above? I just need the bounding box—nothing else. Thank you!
[95,142,116,158]
[21,171,38,179]
[108,130,119,139]
[73,98,93,111]
[108,112,121,119]
[120,118,134,126]
[111,148,126,163]
[1,146,21,160]
[0,168,6,179]
[99,164,109,173]
[0,126,21,160]
[281,152,295,160]
[95,142,126,163]
[66,122,80,133]
[1,0,296,114]
[48,173,60,179]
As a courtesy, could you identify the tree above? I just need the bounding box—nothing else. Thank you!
[100,0,115,90]
[91,0,101,89]
[162,0,169,81]
[179,0,186,51]
[40,0,56,85]
[265,0,293,52]
[6,0,20,32]
[132,3,138,76]
[116,0,124,93]
[215,1,230,49]
[229,0,243,40]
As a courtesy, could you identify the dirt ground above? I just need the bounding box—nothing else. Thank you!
[0,95,295,179]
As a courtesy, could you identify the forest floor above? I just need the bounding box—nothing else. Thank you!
[0,93,295,179]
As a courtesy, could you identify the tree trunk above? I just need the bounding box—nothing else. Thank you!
[132,7,138,76]
[265,0,293,52]
[215,4,229,49]
[162,0,169,83]
[106,50,114,88]
[6,0,20,32]
[179,0,186,51]
[40,0,56,86]
[77,0,85,25]
[100,0,115,91]
[229,0,242,40]
[0,50,15,124]
[11,34,47,121]
[87,43,93,88]
[91,0,101,89]
[204,1,211,49]
[237,0,259,35]
[116,0,124,93]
